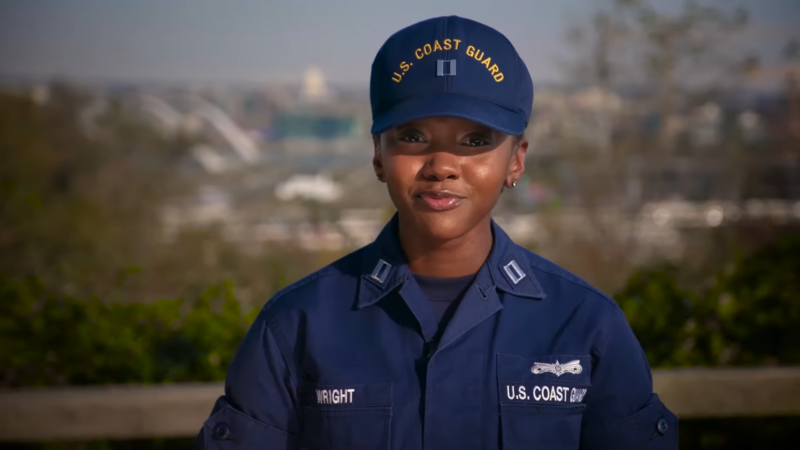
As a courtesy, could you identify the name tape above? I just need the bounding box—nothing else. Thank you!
[316,388,355,405]
[302,384,393,408]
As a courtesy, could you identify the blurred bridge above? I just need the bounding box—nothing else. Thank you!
[135,93,261,174]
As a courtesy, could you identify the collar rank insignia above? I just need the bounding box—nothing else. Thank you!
[531,360,583,377]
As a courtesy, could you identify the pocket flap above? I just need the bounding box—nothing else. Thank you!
[500,404,585,450]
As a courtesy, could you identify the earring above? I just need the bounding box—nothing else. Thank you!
[511,180,517,188]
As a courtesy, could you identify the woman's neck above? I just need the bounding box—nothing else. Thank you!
[398,216,494,278]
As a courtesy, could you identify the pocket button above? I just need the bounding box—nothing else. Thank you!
[212,423,232,440]
[656,417,669,435]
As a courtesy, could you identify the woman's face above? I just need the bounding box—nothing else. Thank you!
[373,116,527,242]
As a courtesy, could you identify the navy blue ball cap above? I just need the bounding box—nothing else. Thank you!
[370,16,533,136]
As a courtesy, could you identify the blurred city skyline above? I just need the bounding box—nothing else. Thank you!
[1,0,798,87]
[1,0,798,288]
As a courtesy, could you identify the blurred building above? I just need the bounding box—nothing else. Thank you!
[274,173,343,203]
[266,67,371,157]
[12,72,796,257]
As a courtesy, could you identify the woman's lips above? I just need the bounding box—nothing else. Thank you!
[415,191,464,211]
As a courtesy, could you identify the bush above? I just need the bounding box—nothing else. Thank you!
[615,266,715,367]
[0,274,259,388]
[0,235,797,449]
[2,234,798,388]
[615,234,800,450]
[616,233,800,369]
[710,233,800,366]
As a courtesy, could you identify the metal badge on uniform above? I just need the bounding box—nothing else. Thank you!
[436,60,457,76]
[370,259,392,284]
[531,360,583,377]
[503,260,526,284]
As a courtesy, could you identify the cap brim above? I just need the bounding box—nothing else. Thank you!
[370,93,526,136]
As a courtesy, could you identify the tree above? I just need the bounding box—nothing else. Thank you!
[783,38,800,142]
[531,1,759,292]
[564,0,749,147]
[0,86,192,300]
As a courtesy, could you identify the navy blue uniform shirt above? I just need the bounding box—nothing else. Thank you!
[198,215,678,449]
[414,272,475,335]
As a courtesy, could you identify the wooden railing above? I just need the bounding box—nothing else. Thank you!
[1,367,799,442]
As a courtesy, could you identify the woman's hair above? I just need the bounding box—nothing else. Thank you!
[512,127,529,146]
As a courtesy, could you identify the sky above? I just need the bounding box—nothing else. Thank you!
[0,0,798,86]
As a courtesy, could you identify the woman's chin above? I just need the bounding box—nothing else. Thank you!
[407,210,477,242]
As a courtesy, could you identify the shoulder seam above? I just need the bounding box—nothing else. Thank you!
[264,321,304,384]
[524,252,620,310]
[255,247,367,386]
[261,246,369,314]
[261,264,342,314]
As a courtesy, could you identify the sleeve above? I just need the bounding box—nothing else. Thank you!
[195,310,301,449]
[579,306,678,450]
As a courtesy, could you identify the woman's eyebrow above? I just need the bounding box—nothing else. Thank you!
[395,125,425,134]
[463,127,494,136]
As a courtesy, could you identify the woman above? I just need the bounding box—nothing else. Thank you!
[198,15,677,450]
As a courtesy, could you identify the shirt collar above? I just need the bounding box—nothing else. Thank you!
[357,214,546,309]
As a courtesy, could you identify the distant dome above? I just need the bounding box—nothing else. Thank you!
[300,66,331,102]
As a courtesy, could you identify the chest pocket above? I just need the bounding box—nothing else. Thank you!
[299,383,393,450]
[497,354,592,450]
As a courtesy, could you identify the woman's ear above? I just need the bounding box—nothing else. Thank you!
[506,137,528,188]
[372,134,385,182]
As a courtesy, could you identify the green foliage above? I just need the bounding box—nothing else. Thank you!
[2,234,795,389]
[614,234,800,449]
[0,87,191,301]
[615,233,800,368]
[615,266,715,367]
[0,273,259,388]
[710,233,800,366]
[0,89,338,318]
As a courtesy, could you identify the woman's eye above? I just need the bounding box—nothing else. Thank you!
[466,137,490,146]
[398,133,424,143]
